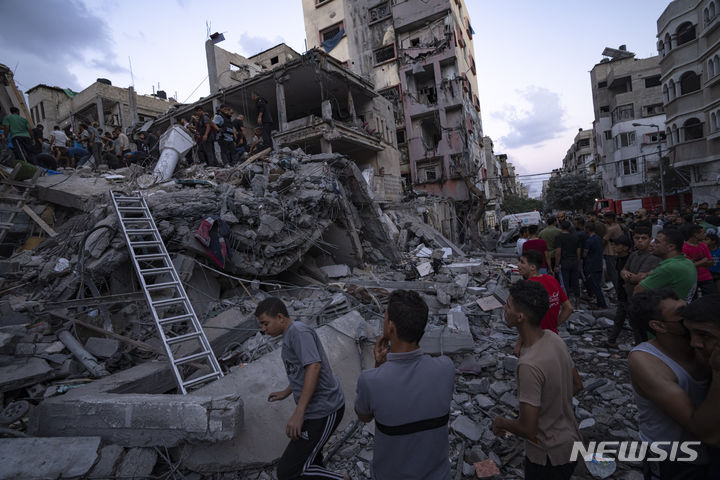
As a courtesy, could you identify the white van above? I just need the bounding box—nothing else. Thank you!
[500,211,542,232]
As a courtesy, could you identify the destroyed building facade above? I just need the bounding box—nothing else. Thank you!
[26,81,173,133]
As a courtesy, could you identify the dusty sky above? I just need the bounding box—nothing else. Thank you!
[0,0,671,195]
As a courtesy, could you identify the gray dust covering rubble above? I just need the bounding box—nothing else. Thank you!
[0,141,640,479]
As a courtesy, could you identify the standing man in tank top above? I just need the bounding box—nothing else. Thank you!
[628,290,720,479]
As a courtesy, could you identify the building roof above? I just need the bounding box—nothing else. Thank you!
[248,43,301,60]
[26,84,67,94]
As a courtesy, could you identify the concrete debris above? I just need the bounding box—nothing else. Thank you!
[0,132,647,479]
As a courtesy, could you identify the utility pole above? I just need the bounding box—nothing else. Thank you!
[633,122,666,212]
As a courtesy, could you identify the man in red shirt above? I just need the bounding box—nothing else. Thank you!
[523,224,552,275]
[683,224,717,296]
[518,249,574,333]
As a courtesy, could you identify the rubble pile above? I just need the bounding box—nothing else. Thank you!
[0,144,643,479]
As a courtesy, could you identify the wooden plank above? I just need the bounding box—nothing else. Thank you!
[236,147,271,170]
[22,205,57,237]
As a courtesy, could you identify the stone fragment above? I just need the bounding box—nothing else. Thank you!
[257,214,284,239]
[467,445,488,463]
[88,444,124,479]
[84,337,120,359]
[320,264,351,278]
[451,415,483,441]
[474,459,500,478]
[0,357,53,392]
[489,381,512,399]
[475,394,495,409]
[0,436,101,479]
[503,355,518,372]
[116,447,157,479]
[466,378,490,395]
[499,391,519,410]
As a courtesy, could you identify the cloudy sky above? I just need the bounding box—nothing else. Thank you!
[1,0,670,194]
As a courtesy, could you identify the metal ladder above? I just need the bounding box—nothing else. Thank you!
[0,164,41,248]
[110,190,223,394]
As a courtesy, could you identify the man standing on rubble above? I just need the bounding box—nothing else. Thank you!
[354,289,454,480]
[2,106,33,162]
[194,106,217,166]
[255,298,346,480]
[492,280,581,480]
[252,91,274,150]
[635,229,697,302]
[518,249,574,333]
[628,291,720,478]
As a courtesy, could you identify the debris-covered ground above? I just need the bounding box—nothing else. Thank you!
[0,140,642,479]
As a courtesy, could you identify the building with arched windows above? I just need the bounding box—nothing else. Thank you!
[657,0,720,203]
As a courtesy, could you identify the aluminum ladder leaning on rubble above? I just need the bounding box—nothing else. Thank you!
[0,163,41,248]
[109,190,223,394]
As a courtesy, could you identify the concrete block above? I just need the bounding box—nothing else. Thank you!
[85,337,120,358]
[0,436,101,479]
[451,415,482,441]
[182,311,376,472]
[88,444,124,479]
[320,264,350,278]
[29,392,242,447]
[35,174,112,211]
[116,447,157,479]
[419,326,474,355]
[0,357,53,393]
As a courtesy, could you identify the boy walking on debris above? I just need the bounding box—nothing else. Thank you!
[255,298,346,480]
[354,290,454,480]
[493,280,581,480]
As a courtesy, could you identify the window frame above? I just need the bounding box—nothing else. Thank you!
[319,21,344,44]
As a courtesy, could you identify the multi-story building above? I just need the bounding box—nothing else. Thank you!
[590,46,667,201]
[657,0,720,203]
[302,0,485,203]
[0,63,32,124]
[562,128,597,177]
[26,80,172,134]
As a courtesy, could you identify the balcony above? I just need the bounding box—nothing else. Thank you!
[671,138,708,166]
[665,91,705,120]
[615,173,644,188]
[391,0,449,32]
[659,38,700,68]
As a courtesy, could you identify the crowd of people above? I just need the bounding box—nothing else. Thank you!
[253,203,720,480]
[1,91,274,173]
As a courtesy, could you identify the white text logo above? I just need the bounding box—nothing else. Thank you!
[570,441,701,462]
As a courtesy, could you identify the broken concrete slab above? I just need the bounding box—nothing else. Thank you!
[116,447,158,479]
[419,325,474,355]
[88,444,125,479]
[320,264,351,278]
[0,357,53,392]
[451,415,482,441]
[85,337,120,358]
[29,392,242,447]
[0,436,101,480]
[35,174,112,211]
[181,311,376,472]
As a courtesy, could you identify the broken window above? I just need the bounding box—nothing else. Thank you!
[368,2,390,23]
[683,118,703,140]
[609,75,632,94]
[642,103,664,116]
[599,105,610,116]
[612,104,634,123]
[315,0,332,6]
[576,138,590,148]
[418,85,437,105]
[374,44,396,64]
[410,38,420,47]
[424,168,437,181]
[419,117,441,150]
[619,158,638,175]
[644,75,661,88]
[597,81,607,88]
[379,85,403,123]
[604,130,612,140]
[320,22,343,43]
[270,56,279,65]
[396,129,406,144]
[614,131,636,149]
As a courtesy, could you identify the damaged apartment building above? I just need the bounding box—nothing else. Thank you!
[302,0,487,243]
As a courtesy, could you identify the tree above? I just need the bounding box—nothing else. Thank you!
[544,174,601,212]
[501,194,544,214]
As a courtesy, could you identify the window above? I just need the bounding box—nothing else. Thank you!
[668,79,676,99]
[374,44,396,64]
[644,132,667,143]
[643,103,664,116]
[711,111,719,131]
[612,104,634,123]
[320,22,343,43]
[410,38,420,47]
[396,129,406,144]
[597,81,607,88]
[664,33,672,53]
[614,131,636,149]
[676,22,696,46]
[368,2,390,23]
[620,158,638,175]
[599,105,610,116]
[315,0,332,6]
[270,56,279,65]
[577,138,590,148]
[679,71,701,94]
[604,130,612,140]
[644,75,661,88]
[683,118,703,140]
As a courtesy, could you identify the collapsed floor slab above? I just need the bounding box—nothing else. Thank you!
[0,436,101,480]
[181,311,376,472]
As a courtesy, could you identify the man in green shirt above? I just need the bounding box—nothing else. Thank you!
[540,216,562,273]
[2,107,33,162]
[635,228,697,302]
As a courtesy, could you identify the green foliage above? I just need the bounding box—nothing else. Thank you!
[501,194,544,214]
[544,174,601,211]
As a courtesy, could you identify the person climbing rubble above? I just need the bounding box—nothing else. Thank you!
[255,297,346,480]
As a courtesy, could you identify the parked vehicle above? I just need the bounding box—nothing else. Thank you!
[500,211,542,232]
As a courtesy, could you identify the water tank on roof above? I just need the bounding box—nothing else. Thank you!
[155,90,167,100]
[97,78,112,85]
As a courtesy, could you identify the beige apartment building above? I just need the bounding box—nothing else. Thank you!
[562,128,597,178]
[657,0,720,203]
[302,0,485,204]
[590,46,668,201]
